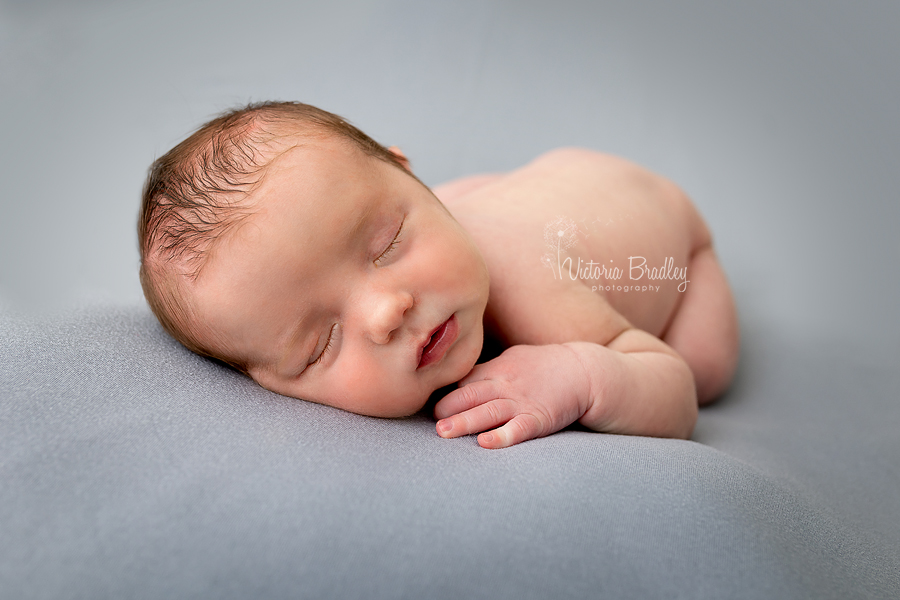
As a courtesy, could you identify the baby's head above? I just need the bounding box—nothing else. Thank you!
[139,101,489,417]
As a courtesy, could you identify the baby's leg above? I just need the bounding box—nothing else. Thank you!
[662,245,739,404]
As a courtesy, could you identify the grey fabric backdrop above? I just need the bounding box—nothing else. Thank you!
[2,1,899,599]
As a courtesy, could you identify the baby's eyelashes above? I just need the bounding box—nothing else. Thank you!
[309,323,339,367]
[374,219,404,266]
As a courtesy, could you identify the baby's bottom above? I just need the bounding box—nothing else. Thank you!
[662,246,740,404]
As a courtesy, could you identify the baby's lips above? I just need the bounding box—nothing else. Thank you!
[417,314,458,369]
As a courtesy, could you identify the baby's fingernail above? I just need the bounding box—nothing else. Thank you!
[481,433,493,443]
[437,420,452,435]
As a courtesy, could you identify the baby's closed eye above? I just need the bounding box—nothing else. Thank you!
[374,218,404,265]
[310,323,339,367]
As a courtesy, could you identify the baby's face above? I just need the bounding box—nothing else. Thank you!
[192,136,490,417]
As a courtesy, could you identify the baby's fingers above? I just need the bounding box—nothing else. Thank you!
[477,414,545,449]
[435,389,511,440]
[434,379,504,421]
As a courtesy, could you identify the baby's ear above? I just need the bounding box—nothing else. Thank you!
[387,146,412,172]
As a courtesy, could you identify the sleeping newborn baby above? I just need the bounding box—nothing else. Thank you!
[138,101,739,449]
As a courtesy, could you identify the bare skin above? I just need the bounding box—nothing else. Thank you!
[191,138,739,449]
[430,148,739,447]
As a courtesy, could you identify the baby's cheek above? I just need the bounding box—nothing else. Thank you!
[336,362,425,418]
[434,249,471,283]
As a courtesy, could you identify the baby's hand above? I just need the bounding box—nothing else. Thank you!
[434,344,592,449]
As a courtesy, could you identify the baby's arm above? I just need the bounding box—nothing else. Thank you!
[570,329,697,438]
[434,330,697,449]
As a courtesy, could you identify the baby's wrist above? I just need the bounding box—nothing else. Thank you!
[561,341,632,433]
[559,342,599,420]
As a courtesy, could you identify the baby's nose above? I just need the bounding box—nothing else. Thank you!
[366,289,414,344]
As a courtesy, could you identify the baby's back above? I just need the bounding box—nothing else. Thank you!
[433,148,710,349]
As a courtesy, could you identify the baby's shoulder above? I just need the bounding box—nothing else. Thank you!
[434,147,684,206]
[444,147,709,250]
[521,147,691,202]
[519,146,658,180]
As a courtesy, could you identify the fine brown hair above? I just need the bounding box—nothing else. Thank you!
[138,101,416,370]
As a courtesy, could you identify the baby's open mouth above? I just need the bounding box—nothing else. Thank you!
[417,314,458,369]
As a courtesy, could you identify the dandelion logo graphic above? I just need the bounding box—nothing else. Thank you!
[542,216,579,279]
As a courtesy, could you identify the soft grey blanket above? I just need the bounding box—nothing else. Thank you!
[2,305,898,599]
